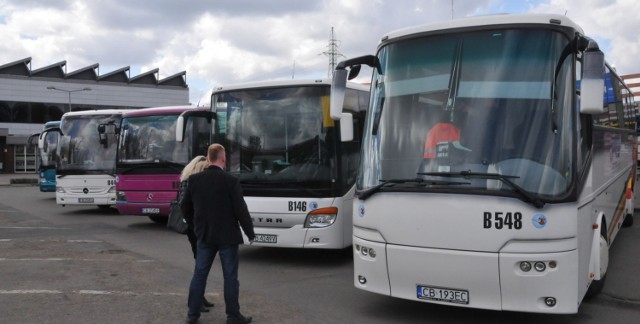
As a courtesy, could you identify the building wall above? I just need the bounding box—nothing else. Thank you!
[0,74,190,173]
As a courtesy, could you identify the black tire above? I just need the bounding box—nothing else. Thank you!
[148,216,167,224]
[622,213,634,227]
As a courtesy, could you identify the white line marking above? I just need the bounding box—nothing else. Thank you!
[0,258,155,262]
[0,290,62,294]
[0,226,70,230]
[0,290,219,297]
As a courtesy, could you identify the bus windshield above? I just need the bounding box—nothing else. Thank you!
[214,86,337,192]
[118,114,189,165]
[57,114,123,173]
[360,28,574,198]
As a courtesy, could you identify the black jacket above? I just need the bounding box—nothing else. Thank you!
[180,165,255,245]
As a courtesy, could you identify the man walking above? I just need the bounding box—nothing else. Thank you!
[181,143,255,324]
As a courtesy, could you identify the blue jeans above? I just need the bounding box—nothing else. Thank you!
[187,242,240,320]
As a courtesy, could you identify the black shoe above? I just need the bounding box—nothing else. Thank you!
[203,297,214,307]
[226,314,252,324]
[200,305,210,313]
[185,317,199,324]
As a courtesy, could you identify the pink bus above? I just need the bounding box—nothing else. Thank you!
[115,106,211,223]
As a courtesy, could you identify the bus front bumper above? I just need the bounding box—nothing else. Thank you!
[353,235,579,314]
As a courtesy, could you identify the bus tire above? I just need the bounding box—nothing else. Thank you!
[622,213,634,227]
[148,216,167,224]
[585,233,609,299]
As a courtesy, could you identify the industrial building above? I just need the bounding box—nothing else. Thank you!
[0,57,189,173]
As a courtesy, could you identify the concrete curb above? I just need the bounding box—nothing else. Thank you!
[10,178,39,185]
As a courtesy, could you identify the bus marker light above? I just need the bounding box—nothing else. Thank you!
[520,261,532,272]
[534,262,546,272]
[358,275,367,284]
[548,261,557,269]
[355,244,361,252]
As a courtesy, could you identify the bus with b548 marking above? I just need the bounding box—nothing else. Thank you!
[330,13,637,313]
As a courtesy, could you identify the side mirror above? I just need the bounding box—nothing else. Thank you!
[580,47,605,114]
[340,113,354,142]
[331,69,348,120]
[176,115,185,142]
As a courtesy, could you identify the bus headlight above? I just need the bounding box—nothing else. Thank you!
[108,186,116,193]
[56,186,65,193]
[304,207,338,228]
[519,261,532,272]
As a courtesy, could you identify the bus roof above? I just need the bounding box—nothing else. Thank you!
[61,109,133,118]
[44,121,61,128]
[212,78,368,94]
[381,13,584,44]
[121,105,205,117]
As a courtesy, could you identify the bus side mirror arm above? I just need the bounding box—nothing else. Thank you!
[330,55,379,120]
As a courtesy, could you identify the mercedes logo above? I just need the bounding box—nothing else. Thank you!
[146,193,154,202]
[82,188,89,194]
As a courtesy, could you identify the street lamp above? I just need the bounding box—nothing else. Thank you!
[46,86,92,112]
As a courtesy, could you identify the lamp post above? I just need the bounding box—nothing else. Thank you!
[46,86,92,112]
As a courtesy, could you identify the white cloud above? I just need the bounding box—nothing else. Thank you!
[0,0,638,104]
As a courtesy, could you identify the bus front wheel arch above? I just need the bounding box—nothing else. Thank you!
[586,221,609,299]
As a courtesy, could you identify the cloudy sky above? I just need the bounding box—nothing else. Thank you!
[0,0,638,105]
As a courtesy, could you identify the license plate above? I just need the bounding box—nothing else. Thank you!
[142,208,160,214]
[417,285,469,304]
[78,198,94,203]
[254,234,277,243]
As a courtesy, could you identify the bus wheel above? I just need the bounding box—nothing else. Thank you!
[148,216,167,224]
[585,233,609,299]
[622,213,634,227]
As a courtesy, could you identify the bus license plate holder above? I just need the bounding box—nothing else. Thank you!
[78,198,94,203]
[254,234,277,243]
[142,208,160,214]
[417,285,469,305]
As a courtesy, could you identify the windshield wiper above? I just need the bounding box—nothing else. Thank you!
[358,178,469,201]
[420,171,545,208]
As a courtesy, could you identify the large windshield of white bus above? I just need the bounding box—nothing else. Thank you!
[214,86,339,195]
[359,28,574,198]
[57,114,123,173]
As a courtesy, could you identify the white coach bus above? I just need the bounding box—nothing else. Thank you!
[330,14,637,313]
[51,109,130,208]
[177,79,369,248]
